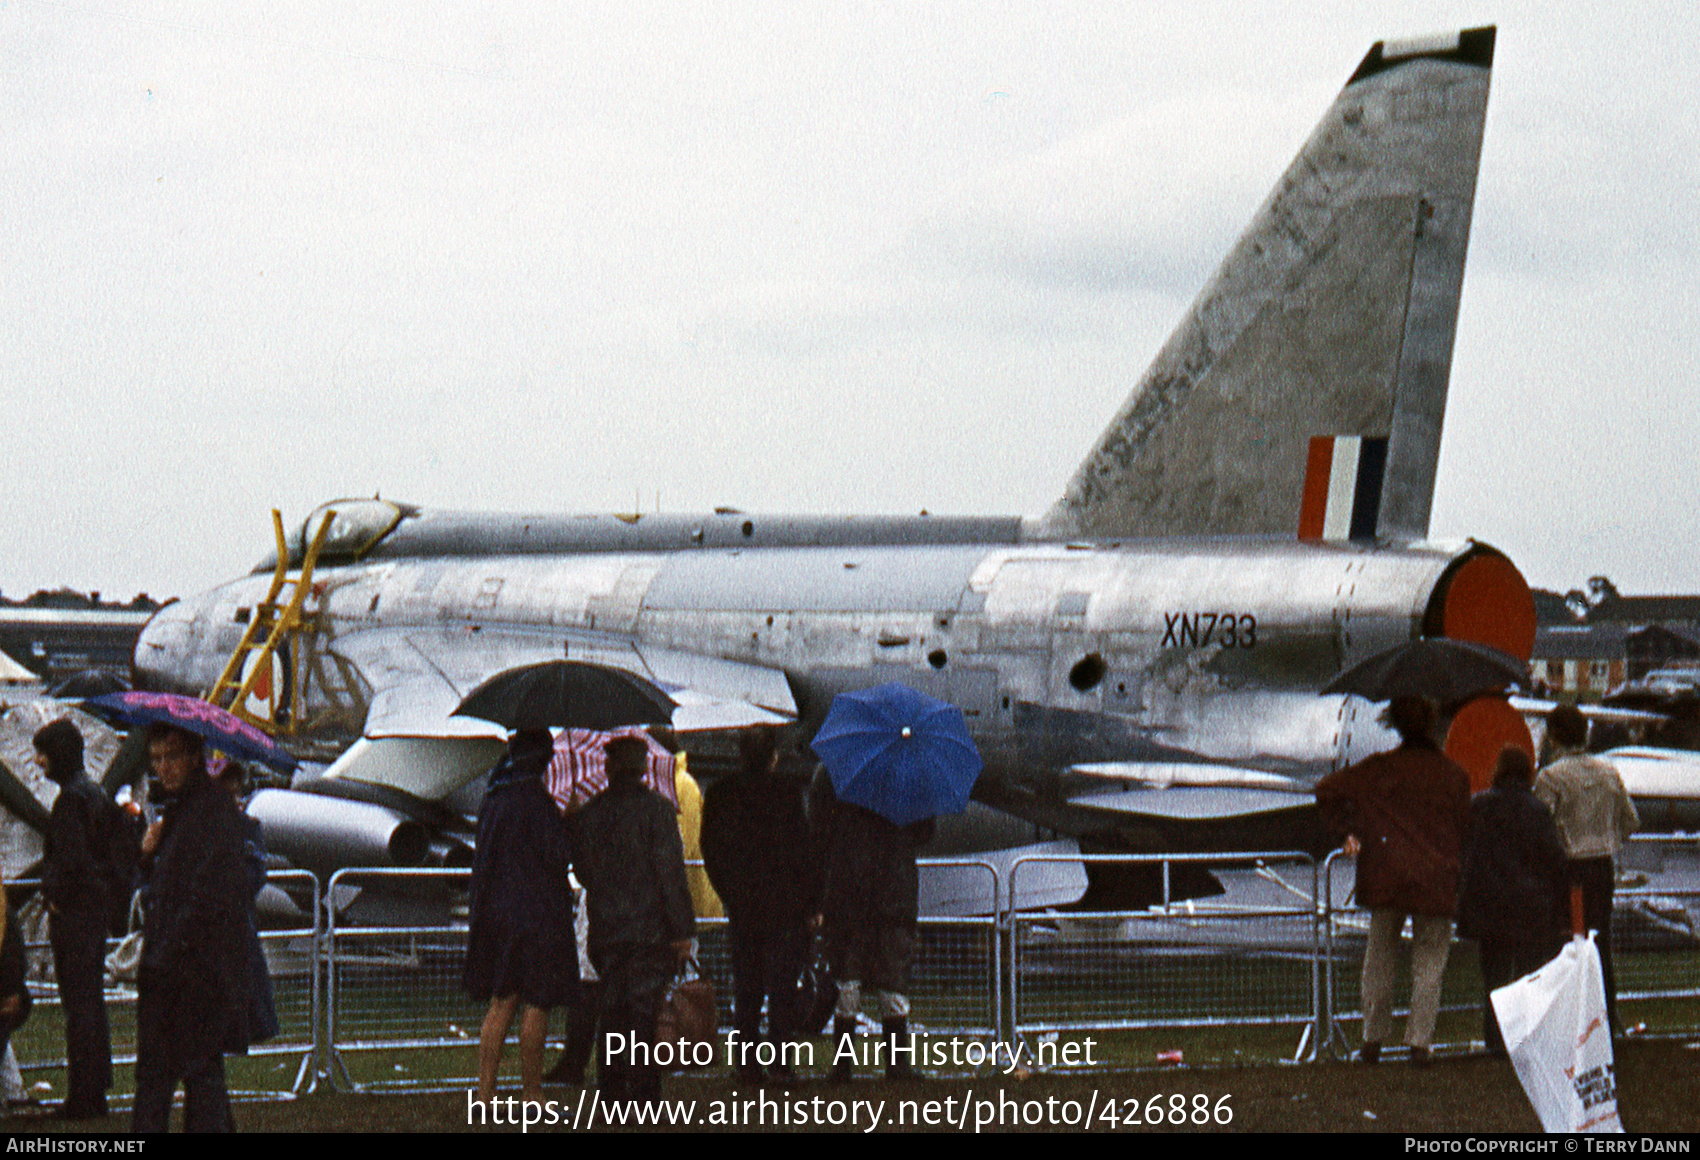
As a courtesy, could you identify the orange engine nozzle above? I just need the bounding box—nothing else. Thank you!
[1431,549,1538,788]
[1430,550,1536,662]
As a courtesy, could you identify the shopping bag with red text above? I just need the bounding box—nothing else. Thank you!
[1491,932,1622,1133]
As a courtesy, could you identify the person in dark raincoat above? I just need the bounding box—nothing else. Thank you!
[1456,746,1569,1055]
[809,766,934,1081]
[210,759,278,1051]
[701,727,818,1082]
[570,735,694,1102]
[464,729,577,1106]
[0,882,32,1086]
[33,718,113,1119]
[131,724,252,1134]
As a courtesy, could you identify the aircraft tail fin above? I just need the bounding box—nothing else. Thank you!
[1037,27,1494,544]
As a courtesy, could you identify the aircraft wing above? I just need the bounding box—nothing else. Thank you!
[1070,786,1314,822]
[1509,696,1665,728]
[328,626,797,740]
[1067,761,1314,821]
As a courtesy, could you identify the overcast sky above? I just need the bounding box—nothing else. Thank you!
[3,2,1697,602]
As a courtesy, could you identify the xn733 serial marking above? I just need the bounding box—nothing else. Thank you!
[1162,612,1257,650]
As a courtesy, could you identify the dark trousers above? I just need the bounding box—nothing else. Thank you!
[132,967,231,1133]
[131,1053,230,1133]
[594,944,675,1102]
[728,922,808,1056]
[1571,856,1620,1031]
[1479,938,1561,1055]
[556,980,602,1082]
[48,910,111,1109]
[826,921,916,994]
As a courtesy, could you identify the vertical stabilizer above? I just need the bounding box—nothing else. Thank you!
[1037,27,1494,543]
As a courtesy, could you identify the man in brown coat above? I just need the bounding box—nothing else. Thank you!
[1315,696,1471,1066]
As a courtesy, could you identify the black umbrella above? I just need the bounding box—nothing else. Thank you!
[451,661,675,731]
[1321,638,1529,707]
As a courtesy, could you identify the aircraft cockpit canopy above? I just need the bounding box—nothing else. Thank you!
[251,498,417,572]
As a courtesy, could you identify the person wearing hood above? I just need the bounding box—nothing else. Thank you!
[33,718,113,1120]
[1457,746,1569,1055]
[131,724,251,1133]
[1535,704,1640,1034]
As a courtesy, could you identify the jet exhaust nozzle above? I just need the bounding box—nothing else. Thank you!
[247,788,431,872]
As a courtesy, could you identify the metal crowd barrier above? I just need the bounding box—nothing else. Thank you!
[6,868,321,1105]
[323,866,477,1092]
[1614,833,1700,1034]
[1317,846,1485,1060]
[1321,835,1700,1058]
[693,859,1001,1044]
[247,869,322,1096]
[321,859,1003,1090]
[914,859,1002,1043]
[1006,852,1323,1065]
[13,837,1688,1094]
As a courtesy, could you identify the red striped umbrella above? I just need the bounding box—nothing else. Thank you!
[546,727,678,813]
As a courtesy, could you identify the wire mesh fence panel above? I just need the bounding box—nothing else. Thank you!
[909,917,1000,1039]
[1611,835,1700,1037]
[1008,854,1322,1064]
[1324,838,1700,1054]
[324,868,482,1091]
[9,870,320,1103]
[231,869,321,1096]
[9,877,141,1096]
[1321,909,1486,1057]
[1321,847,1509,1057]
[687,917,734,1031]
[686,862,998,1048]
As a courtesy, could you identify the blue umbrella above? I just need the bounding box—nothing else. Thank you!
[810,683,982,827]
[82,691,299,773]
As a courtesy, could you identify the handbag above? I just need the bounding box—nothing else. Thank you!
[655,956,717,1068]
[794,936,837,1036]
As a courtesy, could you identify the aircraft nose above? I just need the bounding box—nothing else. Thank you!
[132,599,196,691]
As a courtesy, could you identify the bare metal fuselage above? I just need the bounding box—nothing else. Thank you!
[134,511,1505,851]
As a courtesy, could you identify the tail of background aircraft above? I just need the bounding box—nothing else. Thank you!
[1037,27,1495,545]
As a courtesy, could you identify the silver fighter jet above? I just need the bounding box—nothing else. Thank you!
[131,28,1533,901]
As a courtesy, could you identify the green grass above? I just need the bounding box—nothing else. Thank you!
[9,1040,1700,1133]
[6,933,1695,1108]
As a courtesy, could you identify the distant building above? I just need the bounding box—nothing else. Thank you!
[1530,577,1700,698]
[1531,622,1627,701]
[0,590,162,683]
[1622,623,1700,682]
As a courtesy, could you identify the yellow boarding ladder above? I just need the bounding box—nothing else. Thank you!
[208,509,336,735]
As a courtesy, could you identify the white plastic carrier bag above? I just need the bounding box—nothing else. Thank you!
[1491,932,1622,1133]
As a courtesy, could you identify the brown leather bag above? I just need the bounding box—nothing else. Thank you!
[655,958,718,1067]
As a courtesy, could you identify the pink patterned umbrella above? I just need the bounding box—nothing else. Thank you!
[545,728,677,813]
[83,691,298,772]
